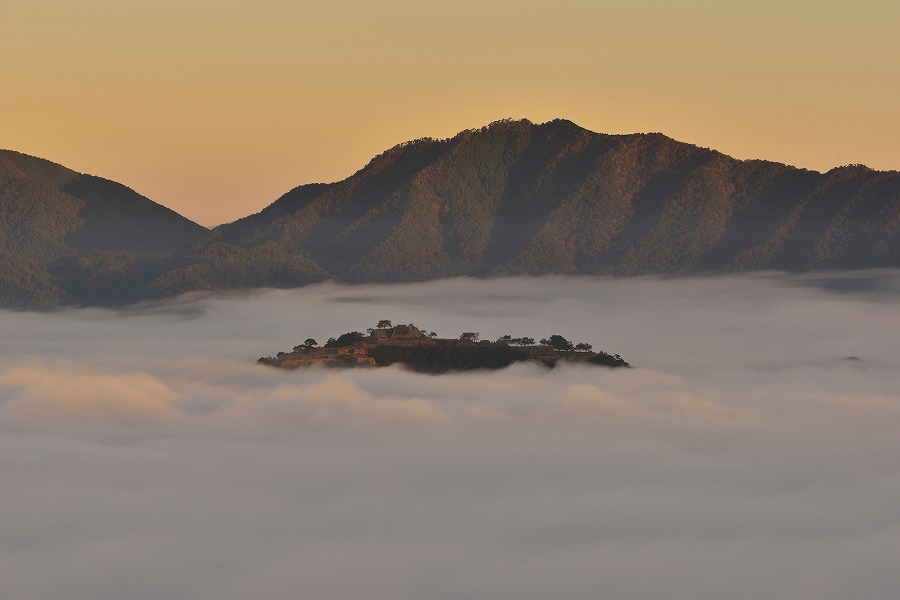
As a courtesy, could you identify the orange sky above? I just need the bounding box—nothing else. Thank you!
[2,0,898,226]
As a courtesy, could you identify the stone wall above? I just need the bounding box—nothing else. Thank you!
[358,326,437,348]
[277,345,376,368]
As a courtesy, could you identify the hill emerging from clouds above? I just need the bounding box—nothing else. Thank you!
[3,119,900,308]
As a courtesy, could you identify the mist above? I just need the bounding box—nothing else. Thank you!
[2,272,900,600]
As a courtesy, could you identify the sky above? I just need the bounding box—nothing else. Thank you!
[3,273,900,599]
[2,0,899,226]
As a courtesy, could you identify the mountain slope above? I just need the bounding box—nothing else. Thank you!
[199,119,900,280]
[0,150,211,307]
[3,119,900,309]
[0,150,208,262]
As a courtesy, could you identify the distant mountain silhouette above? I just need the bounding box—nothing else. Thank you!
[2,119,899,308]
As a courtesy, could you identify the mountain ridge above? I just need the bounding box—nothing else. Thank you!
[0,149,208,307]
[194,119,900,283]
[2,119,899,308]
[0,149,207,258]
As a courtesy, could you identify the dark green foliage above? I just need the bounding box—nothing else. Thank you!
[0,150,206,263]
[292,338,320,352]
[544,335,574,351]
[324,331,365,347]
[0,150,210,307]
[367,344,532,373]
[149,243,328,297]
[0,154,84,263]
[147,242,329,299]
[0,251,59,309]
[49,252,196,306]
[587,352,631,368]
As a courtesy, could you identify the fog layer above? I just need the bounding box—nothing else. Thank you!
[2,272,900,599]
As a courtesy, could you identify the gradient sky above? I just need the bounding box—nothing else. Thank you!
[2,0,898,226]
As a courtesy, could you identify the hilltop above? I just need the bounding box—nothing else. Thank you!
[0,150,206,261]
[258,321,630,373]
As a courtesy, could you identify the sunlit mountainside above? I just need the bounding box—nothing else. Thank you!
[3,119,900,308]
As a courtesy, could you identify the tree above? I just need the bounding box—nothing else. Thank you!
[575,342,592,352]
[328,331,364,347]
[377,320,392,329]
[291,338,318,351]
[545,335,574,351]
[497,334,512,343]
[429,332,438,338]
[459,332,479,342]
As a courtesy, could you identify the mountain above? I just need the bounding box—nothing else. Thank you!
[2,119,900,308]
[195,119,900,282]
[0,150,208,307]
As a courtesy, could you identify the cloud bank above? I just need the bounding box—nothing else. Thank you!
[2,272,900,599]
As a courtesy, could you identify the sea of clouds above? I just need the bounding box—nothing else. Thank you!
[2,272,900,599]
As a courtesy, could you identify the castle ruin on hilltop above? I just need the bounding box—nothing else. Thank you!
[259,321,629,371]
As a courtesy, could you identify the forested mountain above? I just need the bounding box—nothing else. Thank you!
[2,119,900,308]
[0,150,208,307]
[197,119,900,282]
[0,150,206,259]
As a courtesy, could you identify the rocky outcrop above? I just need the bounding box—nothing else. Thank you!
[277,345,377,368]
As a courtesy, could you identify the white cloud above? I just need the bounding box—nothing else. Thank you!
[2,272,900,599]
[1,360,181,425]
[215,375,450,430]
